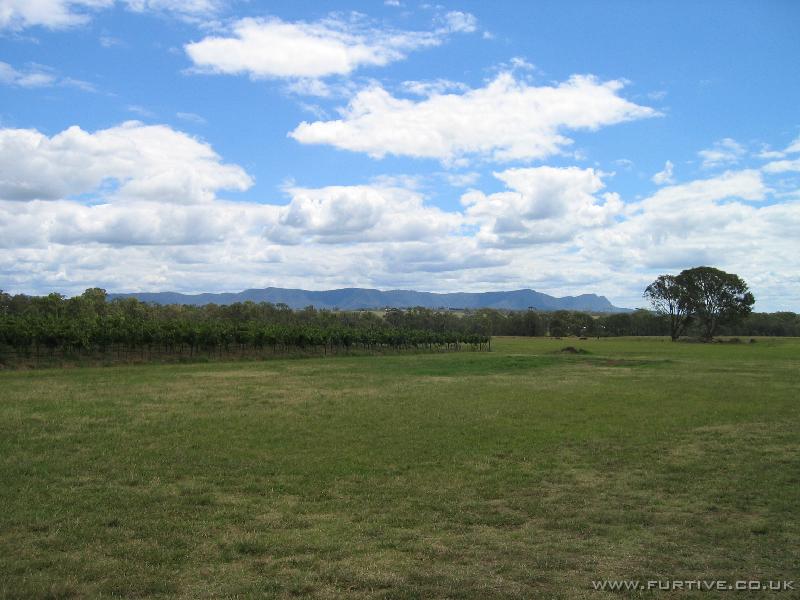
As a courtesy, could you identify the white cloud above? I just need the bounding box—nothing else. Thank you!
[61,77,97,92]
[176,111,207,125]
[787,137,800,154]
[290,72,657,164]
[122,0,222,19]
[185,13,476,81]
[265,185,460,245]
[284,77,336,98]
[441,171,480,187]
[1,162,798,311]
[0,0,112,30]
[614,158,634,170]
[508,57,535,71]
[440,11,477,33]
[698,137,746,169]
[651,160,675,185]
[0,61,95,91]
[381,240,507,274]
[758,136,800,161]
[462,166,622,246]
[762,158,800,174]
[582,170,768,268]
[99,34,123,47]
[0,119,472,293]
[634,169,767,209]
[0,61,56,87]
[127,104,156,118]
[448,168,785,307]
[0,121,457,250]
[0,122,251,203]
[0,0,220,30]
[368,173,422,189]
[0,119,796,309]
[597,171,768,270]
[0,183,460,252]
[0,199,265,247]
[573,169,796,307]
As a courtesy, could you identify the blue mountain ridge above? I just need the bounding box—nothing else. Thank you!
[108,287,631,313]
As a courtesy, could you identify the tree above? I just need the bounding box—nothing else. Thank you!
[644,274,692,341]
[678,266,754,340]
[0,290,10,316]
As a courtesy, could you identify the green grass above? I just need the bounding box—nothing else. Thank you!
[1,337,798,598]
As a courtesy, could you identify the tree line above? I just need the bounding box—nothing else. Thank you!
[458,307,799,339]
[1,274,796,366]
[385,267,792,340]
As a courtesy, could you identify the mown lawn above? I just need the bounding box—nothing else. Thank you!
[0,337,798,598]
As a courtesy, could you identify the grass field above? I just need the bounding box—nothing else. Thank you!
[1,337,798,599]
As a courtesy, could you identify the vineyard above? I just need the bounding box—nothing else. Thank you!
[0,289,490,367]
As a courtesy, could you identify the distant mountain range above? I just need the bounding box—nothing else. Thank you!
[109,287,631,313]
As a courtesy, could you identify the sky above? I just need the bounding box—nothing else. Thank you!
[1,0,799,310]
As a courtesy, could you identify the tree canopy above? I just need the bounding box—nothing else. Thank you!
[643,274,692,341]
[644,267,755,340]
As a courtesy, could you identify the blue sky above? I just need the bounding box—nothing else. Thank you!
[1,0,799,310]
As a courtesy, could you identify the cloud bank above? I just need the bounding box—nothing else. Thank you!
[1,122,798,310]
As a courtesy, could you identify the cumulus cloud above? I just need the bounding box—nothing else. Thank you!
[0,199,266,247]
[579,170,769,271]
[1,118,796,310]
[0,183,462,256]
[651,160,675,185]
[698,137,746,169]
[572,168,798,308]
[290,72,657,164]
[185,13,476,81]
[0,121,252,203]
[0,121,462,251]
[462,166,623,246]
[265,185,460,245]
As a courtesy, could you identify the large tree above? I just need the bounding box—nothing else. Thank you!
[643,274,692,341]
[678,266,755,340]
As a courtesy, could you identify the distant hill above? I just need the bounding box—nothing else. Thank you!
[109,287,630,313]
